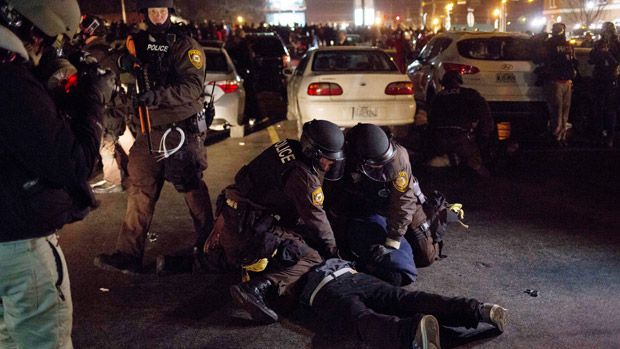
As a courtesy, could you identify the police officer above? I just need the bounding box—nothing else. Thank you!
[94,0,215,274]
[77,15,133,194]
[202,119,345,324]
[0,0,113,347]
[428,71,494,177]
[540,22,577,146]
[324,123,436,286]
[589,22,620,148]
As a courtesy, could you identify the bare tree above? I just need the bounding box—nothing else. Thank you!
[564,0,607,27]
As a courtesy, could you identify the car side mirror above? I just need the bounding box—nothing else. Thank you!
[283,67,294,76]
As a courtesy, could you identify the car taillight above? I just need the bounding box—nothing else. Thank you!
[385,81,413,95]
[208,80,239,94]
[442,62,480,74]
[282,54,291,68]
[307,82,343,96]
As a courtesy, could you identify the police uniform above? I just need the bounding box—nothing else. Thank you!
[428,86,494,174]
[325,143,436,284]
[112,26,214,262]
[203,139,335,296]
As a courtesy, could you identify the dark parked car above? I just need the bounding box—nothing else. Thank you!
[226,32,289,119]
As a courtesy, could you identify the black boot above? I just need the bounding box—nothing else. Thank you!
[94,251,141,275]
[229,278,278,324]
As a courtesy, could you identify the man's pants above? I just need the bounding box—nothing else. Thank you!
[115,128,214,260]
[313,272,481,349]
[544,80,573,141]
[203,204,322,297]
[0,234,73,349]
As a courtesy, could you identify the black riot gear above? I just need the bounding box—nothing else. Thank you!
[137,0,175,12]
[346,123,398,182]
[300,119,345,181]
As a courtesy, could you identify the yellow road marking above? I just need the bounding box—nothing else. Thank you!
[267,125,280,144]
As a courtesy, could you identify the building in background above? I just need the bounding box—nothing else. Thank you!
[266,0,307,26]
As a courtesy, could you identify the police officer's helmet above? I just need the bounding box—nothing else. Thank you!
[551,23,566,36]
[137,0,176,13]
[346,123,398,182]
[0,0,80,39]
[300,119,346,181]
[602,22,616,36]
[440,70,463,86]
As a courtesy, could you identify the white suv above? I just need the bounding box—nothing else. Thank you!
[407,31,548,136]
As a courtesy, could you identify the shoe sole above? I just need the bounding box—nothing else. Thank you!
[490,305,507,332]
[93,257,140,276]
[229,285,278,324]
[417,315,441,349]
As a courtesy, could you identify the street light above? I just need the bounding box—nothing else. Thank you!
[445,3,454,30]
[499,0,507,32]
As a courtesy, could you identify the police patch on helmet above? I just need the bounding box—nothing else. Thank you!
[393,171,409,192]
[188,49,203,69]
[312,187,325,207]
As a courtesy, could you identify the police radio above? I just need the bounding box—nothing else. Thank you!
[204,73,216,130]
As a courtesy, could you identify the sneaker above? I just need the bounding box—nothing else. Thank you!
[413,314,441,349]
[229,280,278,324]
[91,180,123,194]
[94,252,141,275]
[481,303,508,332]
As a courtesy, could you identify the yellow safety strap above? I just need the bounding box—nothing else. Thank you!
[241,249,278,282]
[448,203,470,229]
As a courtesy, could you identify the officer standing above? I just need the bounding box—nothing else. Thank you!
[200,120,345,324]
[94,0,214,274]
[325,123,437,287]
[540,22,577,146]
[428,71,494,177]
[77,15,133,194]
[0,0,113,347]
[589,22,620,148]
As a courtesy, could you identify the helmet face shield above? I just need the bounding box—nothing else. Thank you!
[320,148,345,181]
[323,157,345,181]
[359,141,397,182]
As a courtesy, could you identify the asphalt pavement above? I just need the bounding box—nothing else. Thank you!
[63,120,620,348]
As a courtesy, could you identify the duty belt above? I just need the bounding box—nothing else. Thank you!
[309,267,357,306]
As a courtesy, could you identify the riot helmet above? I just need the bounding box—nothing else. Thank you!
[1,0,80,39]
[300,119,346,181]
[137,0,175,12]
[0,0,80,64]
[346,123,398,182]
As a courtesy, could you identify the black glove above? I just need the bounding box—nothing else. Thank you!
[370,244,394,264]
[118,53,140,72]
[138,90,157,106]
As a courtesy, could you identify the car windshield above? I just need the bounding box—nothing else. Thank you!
[457,37,535,61]
[247,36,286,56]
[312,50,398,72]
[204,50,231,72]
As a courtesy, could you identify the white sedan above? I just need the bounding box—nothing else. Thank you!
[286,46,415,133]
[203,46,246,131]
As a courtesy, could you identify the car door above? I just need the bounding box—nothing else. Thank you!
[287,52,311,120]
[407,37,452,104]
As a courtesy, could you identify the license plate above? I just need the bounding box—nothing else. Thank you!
[496,72,516,83]
[354,106,378,119]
